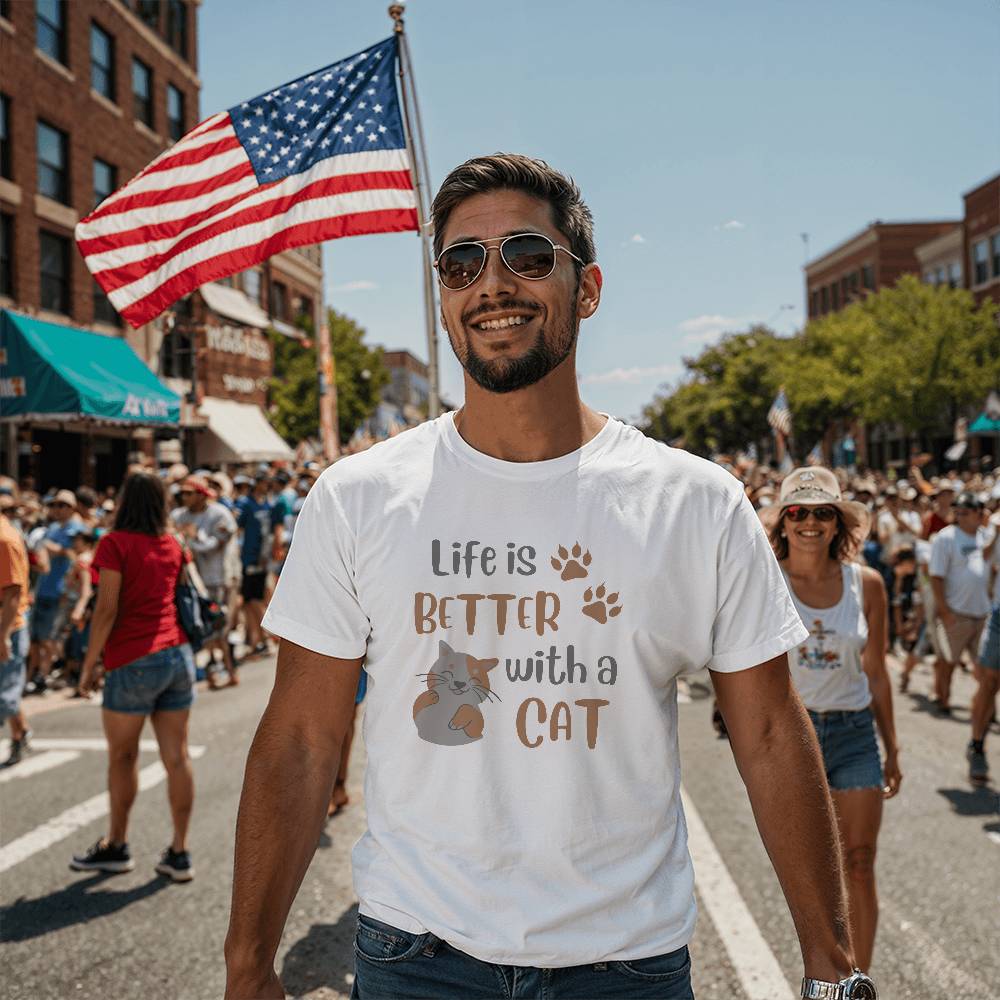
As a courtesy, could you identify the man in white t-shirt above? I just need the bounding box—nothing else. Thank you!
[225,155,870,1000]
[877,486,922,558]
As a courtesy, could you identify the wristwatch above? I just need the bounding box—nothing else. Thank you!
[801,970,877,999]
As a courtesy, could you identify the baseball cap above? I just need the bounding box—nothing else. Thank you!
[954,491,982,511]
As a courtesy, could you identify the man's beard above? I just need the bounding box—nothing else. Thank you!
[453,310,578,395]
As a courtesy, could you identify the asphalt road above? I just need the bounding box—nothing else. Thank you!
[1,654,997,1000]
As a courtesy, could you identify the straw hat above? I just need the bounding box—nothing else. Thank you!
[762,466,871,538]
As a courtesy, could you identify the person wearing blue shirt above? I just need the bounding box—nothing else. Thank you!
[29,490,82,693]
[236,477,284,657]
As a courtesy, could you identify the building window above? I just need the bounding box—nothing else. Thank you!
[0,1,11,21]
[808,290,818,318]
[90,23,115,100]
[36,0,67,65]
[270,280,288,320]
[847,271,859,298]
[167,84,184,141]
[93,279,120,326]
[296,295,313,327]
[132,58,153,127]
[992,233,1000,278]
[39,229,71,314]
[861,264,874,290]
[0,94,10,181]
[37,120,69,204]
[242,268,261,305]
[93,158,116,208]
[972,239,989,285]
[820,286,829,313]
[136,0,161,31]
[923,270,936,286]
[0,213,12,297]
[159,328,193,380]
[948,261,961,288]
[830,282,840,310]
[166,0,187,59]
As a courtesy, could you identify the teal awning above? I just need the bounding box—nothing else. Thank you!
[0,310,180,426]
[969,412,1000,434]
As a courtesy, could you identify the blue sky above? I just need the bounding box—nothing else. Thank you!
[200,0,1000,421]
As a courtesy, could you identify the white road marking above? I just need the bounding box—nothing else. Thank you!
[0,745,205,874]
[0,750,81,784]
[0,737,165,754]
[681,786,796,1000]
[989,831,1000,847]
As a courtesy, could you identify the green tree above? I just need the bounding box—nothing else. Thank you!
[268,307,390,446]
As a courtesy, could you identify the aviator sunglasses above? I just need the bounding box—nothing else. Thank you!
[434,233,584,291]
[784,504,838,522]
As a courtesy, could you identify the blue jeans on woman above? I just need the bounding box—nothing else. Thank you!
[351,914,694,999]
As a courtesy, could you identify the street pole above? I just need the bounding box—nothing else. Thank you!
[389,3,441,419]
[317,321,340,461]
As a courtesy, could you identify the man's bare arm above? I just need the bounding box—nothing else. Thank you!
[712,654,855,982]
[224,639,363,1000]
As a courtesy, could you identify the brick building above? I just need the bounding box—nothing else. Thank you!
[963,172,1000,308]
[804,220,959,320]
[0,0,322,483]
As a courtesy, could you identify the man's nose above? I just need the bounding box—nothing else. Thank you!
[477,245,516,298]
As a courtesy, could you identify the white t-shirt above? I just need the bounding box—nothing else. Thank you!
[877,507,921,557]
[929,524,991,618]
[263,412,808,966]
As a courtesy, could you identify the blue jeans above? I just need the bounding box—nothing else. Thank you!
[351,915,694,999]
[807,706,883,791]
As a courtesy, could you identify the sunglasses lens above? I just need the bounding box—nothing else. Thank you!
[501,234,556,279]
[814,507,837,521]
[438,243,486,289]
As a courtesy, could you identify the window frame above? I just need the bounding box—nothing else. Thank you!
[39,228,71,315]
[0,212,13,298]
[90,22,116,101]
[0,94,11,181]
[132,57,153,127]
[166,83,184,142]
[93,157,117,209]
[972,238,989,286]
[92,278,120,326]
[991,232,1000,279]
[166,0,187,59]
[36,119,70,204]
[36,0,67,66]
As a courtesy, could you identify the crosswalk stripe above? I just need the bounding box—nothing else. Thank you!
[681,786,796,1000]
[0,750,81,784]
[0,746,205,874]
[0,738,166,755]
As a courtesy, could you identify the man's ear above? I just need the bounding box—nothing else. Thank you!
[577,263,602,321]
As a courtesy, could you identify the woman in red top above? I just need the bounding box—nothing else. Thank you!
[71,471,196,883]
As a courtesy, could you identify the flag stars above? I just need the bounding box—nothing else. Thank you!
[254,107,264,116]
[295,99,307,108]
[333,124,342,133]
[258,124,269,134]
[322,73,333,82]
[343,134,353,144]
[298,118,308,128]
[358,101,367,110]
[310,103,320,112]
[274,129,285,139]
[248,135,261,144]
[310,87,320,95]
[320,137,331,148]
[325,90,335,98]
[373,104,382,113]
[241,119,251,128]
[285,113,297,122]
[367,132,377,142]
[367,88,376,96]
[355,124,364,133]
[378,124,387,133]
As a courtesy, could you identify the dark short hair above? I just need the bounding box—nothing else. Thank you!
[954,491,982,511]
[431,153,596,270]
[767,508,860,563]
[114,471,168,535]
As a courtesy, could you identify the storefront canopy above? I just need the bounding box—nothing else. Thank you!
[195,396,294,464]
[0,310,180,425]
[969,412,1000,434]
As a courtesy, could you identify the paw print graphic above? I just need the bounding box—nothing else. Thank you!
[582,584,622,624]
[550,542,592,581]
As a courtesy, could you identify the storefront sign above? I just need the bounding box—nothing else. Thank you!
[206,326,271,362]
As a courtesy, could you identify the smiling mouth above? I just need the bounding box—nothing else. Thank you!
[469,314,535,333]
[797,530,824,538]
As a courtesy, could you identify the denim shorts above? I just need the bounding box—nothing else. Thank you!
[30,596,61,642]
[351,914,693,999]
[807,706,883,792]
[979,604,1000,671]
[0,628,28,721]
[102,643,196,715]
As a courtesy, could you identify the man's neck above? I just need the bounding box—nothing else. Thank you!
[454,374,607,463]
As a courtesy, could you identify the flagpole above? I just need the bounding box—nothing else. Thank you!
[389,3,441,419]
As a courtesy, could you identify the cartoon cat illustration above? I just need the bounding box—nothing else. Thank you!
[413,640,500,746]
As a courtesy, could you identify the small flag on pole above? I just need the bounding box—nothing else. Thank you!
[76,36,417,328]
[806,442,823,466]
[767,389,793,437]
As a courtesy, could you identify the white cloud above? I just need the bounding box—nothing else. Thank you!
[678,314,747,344]
[579,363,681,386]
[629,233,646,243]
[329,279,378,293]
[715,219,745,231]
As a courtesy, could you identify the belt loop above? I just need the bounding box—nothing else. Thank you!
[421,934,441,957]
[592,961,607,971]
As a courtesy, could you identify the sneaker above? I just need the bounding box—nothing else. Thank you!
[3,729,32,767]
[967,743,989,783]
[70,838,135,873]
[155,846,194,882]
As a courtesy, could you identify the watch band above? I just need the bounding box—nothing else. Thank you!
[801,978,845,999]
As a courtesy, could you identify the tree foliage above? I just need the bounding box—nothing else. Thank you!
[268,307,390,446]
[641,278,999,457]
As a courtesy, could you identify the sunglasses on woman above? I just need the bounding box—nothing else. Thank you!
[434,233,584,291]
[784,505,838,522]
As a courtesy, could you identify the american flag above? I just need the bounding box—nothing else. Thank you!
[767,388,793,436]
[76,36,417,329]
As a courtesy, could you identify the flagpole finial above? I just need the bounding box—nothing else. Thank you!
[388,3,405,31]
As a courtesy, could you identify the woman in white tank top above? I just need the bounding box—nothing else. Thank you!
[764,467,901,973]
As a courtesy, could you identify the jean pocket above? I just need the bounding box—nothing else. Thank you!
[354,916,430,965]
[612,945,691,982]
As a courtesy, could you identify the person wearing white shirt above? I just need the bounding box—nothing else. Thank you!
[969,503,1000,783]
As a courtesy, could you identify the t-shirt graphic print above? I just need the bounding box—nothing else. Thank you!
[262,411,807,967]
